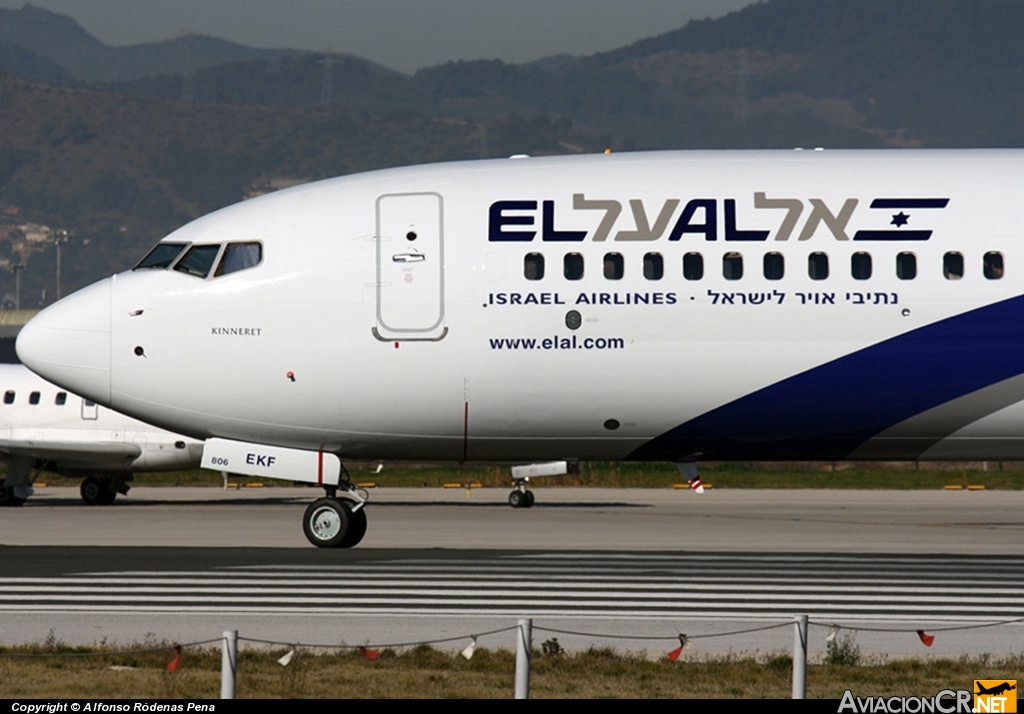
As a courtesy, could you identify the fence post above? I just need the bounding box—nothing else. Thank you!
[221,629,238,699]
[514,618,532,699]
[792,615,808,699]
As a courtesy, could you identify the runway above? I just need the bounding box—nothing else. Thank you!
[4,485,1023,552]
[1,486,1022,656]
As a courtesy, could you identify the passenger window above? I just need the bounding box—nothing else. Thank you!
[723,252,743,280]
[683,253,703,281]
[896,252,917,280]
[524,253,545,280]
[173,244,222,279]
[984,251,1004,280]
[763,252,784,280]
[135,242,188,270]
[3,390,13,404]
[564,252,584,280]
[643,252,664,280]
[603,253,624,280]
[808,252,829,280]
[851,252,872,280]
[55,392,67,405]
[29,391,40,405]
[943,251,964,280]
[214,242,262,277]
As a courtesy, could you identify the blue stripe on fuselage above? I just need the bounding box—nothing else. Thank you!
[628,293,1024,461]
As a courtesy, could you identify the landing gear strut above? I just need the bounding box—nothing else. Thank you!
[302,465,368,548]
[508,479,535,509]
[2,456,33,505]
[674,461,705,493]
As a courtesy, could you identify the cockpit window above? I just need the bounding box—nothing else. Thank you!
[135,243,188,270]
[215,242,262,277]
[173,244,222,279]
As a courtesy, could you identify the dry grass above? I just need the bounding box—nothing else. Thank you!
[0,642,1021,699]
[24,459,1024,492]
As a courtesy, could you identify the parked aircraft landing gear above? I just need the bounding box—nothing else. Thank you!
[80,476,117,506]
[506,461,573,509]
[0,485,25,507]
[3,456,34,506]
[508,484,534,509]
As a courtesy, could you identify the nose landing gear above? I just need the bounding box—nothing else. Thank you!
[302,468,369,548]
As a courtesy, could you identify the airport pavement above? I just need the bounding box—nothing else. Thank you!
[2,485,1022,553]
[1,487,1022,654]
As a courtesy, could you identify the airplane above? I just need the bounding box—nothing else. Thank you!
[14,148,1024,546]
[0,363,203,506]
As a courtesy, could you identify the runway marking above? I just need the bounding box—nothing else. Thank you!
[4,553,1023,622]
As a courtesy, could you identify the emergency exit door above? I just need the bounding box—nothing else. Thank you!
[375,192,446,340]
[81,398,98,420]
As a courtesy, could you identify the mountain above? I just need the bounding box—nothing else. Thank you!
[0,3,105,79]
[597,0,1024,147]
[4,1,1024,148]
[68,0,1024,150]
[1,0,1023,304]
[0,74,604,306]
[0,3,352,82]
[0,41,73,84]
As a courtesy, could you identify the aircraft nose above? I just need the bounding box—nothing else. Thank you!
[17,278,111,404]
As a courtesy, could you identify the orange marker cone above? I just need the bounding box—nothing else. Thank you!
[166,644,182,672]
[667,634,688,661]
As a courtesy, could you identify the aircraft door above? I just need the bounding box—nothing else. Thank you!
[81,398,98,420]
[374,192,447,340]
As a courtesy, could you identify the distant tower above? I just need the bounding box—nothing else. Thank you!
[318,48,335,107]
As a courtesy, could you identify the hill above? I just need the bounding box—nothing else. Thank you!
[0,75,603,305]
[0,3,356,82]
[1,0,1023,304]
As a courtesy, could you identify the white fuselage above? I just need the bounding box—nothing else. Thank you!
[16,150,1024,463]
[0,363,202,473]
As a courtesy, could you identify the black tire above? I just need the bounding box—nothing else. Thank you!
[81,476,116,505]
[303,498,351,548]
[338,505,367,548]
[509,490,524,508]
[0,486,25,507]
[523,490,535,508]
[96,477,117,505]
[80,477,102,505]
